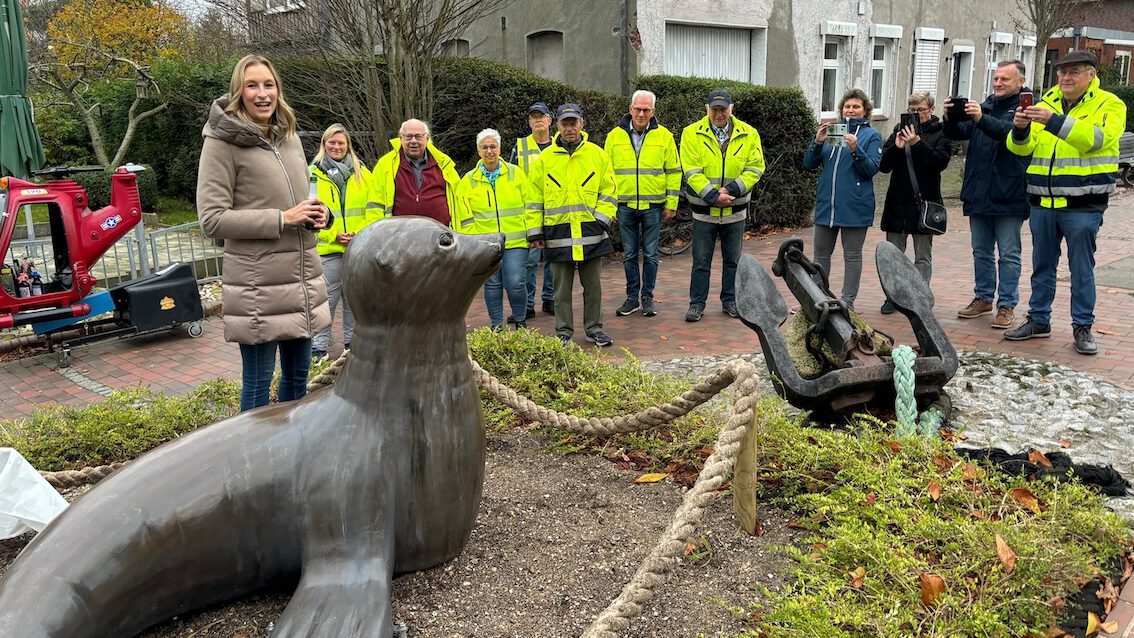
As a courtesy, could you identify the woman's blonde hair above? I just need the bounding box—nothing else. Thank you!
[312,123,364,182]
[225,54,297,139]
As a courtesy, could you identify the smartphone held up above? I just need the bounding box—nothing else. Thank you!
[1018,92,1034,110]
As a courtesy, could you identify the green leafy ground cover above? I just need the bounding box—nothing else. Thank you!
[0,330,1128,636]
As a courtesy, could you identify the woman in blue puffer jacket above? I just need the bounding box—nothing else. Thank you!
[803,88,884,311]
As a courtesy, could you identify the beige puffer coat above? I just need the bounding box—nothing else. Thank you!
[196,96,330,345]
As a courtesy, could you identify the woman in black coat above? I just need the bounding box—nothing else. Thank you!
[878,91,953,313]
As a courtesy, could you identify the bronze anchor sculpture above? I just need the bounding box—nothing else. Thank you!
[736,238,957,420]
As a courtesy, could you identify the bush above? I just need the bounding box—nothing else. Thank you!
[68,164,159,213]
[1109,86,1134,132]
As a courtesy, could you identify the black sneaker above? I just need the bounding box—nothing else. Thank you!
[585,331,613,347]
[513,321,528,330]
[343,342,350,351]
[526,308,536,320]
[558,334,572,347]
[684,305,704,322]
[542,300,555,315]
[616,298,640,316]
[641,298,657,317]
[723,303,740,319]
[880,300,895,314]
[1004,319,1051,341]
[1073,325,1097,355]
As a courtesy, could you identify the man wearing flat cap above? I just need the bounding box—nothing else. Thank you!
[1005,50,1126,355]
[680,89,766,322]
[512,101,556,319]
[526,103,618,347]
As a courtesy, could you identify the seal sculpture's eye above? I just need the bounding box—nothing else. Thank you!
[439,233,455,249]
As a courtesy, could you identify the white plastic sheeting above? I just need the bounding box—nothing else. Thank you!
[0,448,68,539]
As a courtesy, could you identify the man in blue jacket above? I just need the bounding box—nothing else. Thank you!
[943,60,1033,329]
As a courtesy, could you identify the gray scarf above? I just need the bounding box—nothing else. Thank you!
[318,154,355,198]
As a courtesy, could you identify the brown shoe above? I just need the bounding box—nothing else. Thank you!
[957,298,994,319]
[990,306,1013,329]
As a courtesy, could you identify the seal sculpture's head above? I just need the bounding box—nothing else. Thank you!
[0,215,502,638]
[344,216,503,325]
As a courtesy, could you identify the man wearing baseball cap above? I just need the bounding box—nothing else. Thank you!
[1005,50,1126,354]
[526,103,618,347]
[512,101,557,319]
[680,89,765,322]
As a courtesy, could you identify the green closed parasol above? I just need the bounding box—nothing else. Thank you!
[1,0,46,180]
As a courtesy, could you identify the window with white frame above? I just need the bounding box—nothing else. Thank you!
[912,28,945,94]
[985,32,1013,94]
[869,25,902,117]
[1017,35,1037,86]
[1117,51,1132,85]
[821,36,846,116]
[260,0,303,14]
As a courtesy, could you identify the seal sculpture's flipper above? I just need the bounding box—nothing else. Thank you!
[0,217,502,638]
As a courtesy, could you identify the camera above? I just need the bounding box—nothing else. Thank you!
[825,122,849,147]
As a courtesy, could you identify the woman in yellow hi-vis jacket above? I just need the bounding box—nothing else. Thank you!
[309,123,381,361]
[454,128,535,330]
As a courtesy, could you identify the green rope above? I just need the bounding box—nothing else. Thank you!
[892,345,942,437]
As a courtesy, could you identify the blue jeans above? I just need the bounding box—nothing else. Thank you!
[1026,207,1103,328]
[485,247,529,326]
[689,218,744,308]
[525,248,554,311]
[618,205,662,300]
[239,339,312,411]
[969,214,1026,309]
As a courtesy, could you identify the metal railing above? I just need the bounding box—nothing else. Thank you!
[4,222,223,289]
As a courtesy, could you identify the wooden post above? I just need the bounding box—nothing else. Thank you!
[733,411,761,536]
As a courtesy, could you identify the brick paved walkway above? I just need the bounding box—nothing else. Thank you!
[2,190,1132,422]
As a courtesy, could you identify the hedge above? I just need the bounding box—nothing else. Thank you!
[1108,86,1134,132]
[35,56,819,228]
[68,164,159,213]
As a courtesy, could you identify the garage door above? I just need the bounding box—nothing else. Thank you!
[665,22,751,82]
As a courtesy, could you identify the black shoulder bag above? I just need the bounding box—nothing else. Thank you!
[903,145,947,235]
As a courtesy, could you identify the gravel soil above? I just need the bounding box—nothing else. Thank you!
[0,429,796,638]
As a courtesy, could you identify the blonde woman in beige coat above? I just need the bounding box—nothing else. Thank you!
[197,54,331,411]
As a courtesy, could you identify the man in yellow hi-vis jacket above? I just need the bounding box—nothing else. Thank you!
[527,103,618,347]
[1004,50,1126,355]
[680,89,765,322]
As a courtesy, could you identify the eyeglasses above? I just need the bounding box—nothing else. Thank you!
[908,106,931,114]
[1056,67,1091,78]
[631,107,654,114]
[400,133,427,140]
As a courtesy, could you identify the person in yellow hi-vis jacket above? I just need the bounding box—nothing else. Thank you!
[309,124,381,362]
[454,128,534,330]
[1004,50,1127,355]
[527,103,618,348]
[680,89,765,323]
[371,119,460,227]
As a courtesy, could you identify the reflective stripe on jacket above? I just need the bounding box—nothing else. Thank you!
[514,134,545,175]
[680,115,765,224]
[310,164,382,255]
[603,115,682,211]
[453,161,532,249]
[1007,77,1127,209]
[372,139,460,225]
[526,131,617,262]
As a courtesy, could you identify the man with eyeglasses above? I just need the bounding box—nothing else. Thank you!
[943,60,1033,331]
[372,118,460,226]
[1005,50,1127,355]
[604,90,681,318]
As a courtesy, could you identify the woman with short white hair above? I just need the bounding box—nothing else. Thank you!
[454,128,535,330]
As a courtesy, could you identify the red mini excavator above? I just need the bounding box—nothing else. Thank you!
[1,165,203,364]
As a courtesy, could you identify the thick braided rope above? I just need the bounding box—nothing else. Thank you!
[580,361,761,638]
[892,345,918,436]
[307,352,349,391]
[40,463,125,489]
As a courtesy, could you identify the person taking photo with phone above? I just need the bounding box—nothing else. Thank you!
[877,91,952,313]
[803,88,883,312]
[943,60,1033,330]
[1005,50,1127,355]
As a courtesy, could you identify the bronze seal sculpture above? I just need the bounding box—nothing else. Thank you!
[0,217,503,637]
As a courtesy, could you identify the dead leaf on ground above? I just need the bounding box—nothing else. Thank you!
[939,429,967,442]
[1101,618,1119,633]
[918,572,946,607]
[848,566,866,589]
[933,455,957,473]
[1029,449,1054,468]
[659,335,670,341]
[863,492,877,506]
[634,473,668,484]
[1097,579,1119,615]
[1097,327,1116,335]
[1009,486,1042,514]
[1059,439,1073,449]
[1087,611,1100,635]
[996,533,1018,574]
[961,463,981,482]
[928,481,942,501]
[1046,596,1066,613]
[881,439,903,454]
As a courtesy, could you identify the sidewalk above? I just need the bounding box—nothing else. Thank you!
[2,190,1132,421]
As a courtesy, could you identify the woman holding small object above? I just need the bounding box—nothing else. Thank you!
[803,88,884,312]
[878,91,952,313]
[197,54,331,411]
